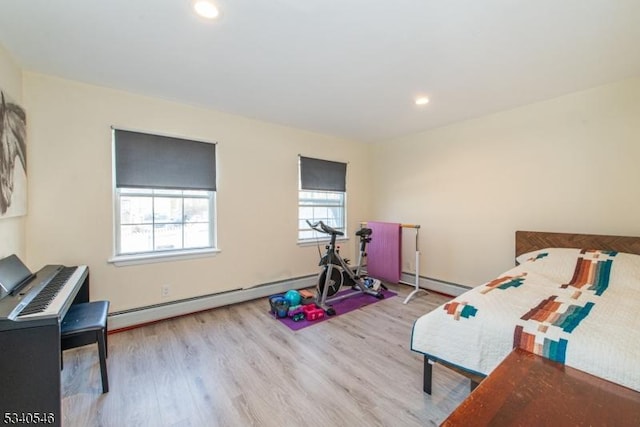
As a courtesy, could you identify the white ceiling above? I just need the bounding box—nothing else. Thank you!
[1,0,639,143]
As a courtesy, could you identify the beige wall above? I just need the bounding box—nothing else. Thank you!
[15,62,640,305]
[371,76,640,287]
[0,44,25,260]
[23,73,370,312]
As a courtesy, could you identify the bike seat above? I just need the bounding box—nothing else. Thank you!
[356,228,372,237]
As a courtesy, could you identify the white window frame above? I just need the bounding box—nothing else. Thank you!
[297,189,347,243]
[110,188,218,266]
[109,128,219,266]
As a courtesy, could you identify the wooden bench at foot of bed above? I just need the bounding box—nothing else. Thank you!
[423,356,484,395]
[441,348,640,426]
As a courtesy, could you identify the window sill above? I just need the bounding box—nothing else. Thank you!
[108,248,221,267]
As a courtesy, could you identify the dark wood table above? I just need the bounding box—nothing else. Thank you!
[441,348,640,426]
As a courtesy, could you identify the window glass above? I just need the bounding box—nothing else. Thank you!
[297,190,345,241]
[116,188,214,255]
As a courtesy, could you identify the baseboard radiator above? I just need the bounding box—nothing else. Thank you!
[399,271,470,298]
[108,272,467,331]
[108,274,317,331]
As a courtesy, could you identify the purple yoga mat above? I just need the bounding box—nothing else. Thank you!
[366,221,402,283]
[274,289,397,331]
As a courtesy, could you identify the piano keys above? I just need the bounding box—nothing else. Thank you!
[0,254,89,427]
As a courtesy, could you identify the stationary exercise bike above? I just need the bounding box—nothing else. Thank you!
[307,220,385,316]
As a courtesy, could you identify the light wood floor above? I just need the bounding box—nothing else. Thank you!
[61,284,471,426]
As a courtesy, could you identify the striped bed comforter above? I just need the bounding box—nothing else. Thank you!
[411,248,640,392]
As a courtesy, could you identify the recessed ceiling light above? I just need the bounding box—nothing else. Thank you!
[415,96,429,106]
[193,1,219,19]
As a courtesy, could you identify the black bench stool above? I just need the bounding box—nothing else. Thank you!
[61,300,110,393]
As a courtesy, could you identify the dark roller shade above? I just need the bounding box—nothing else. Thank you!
[299,156,346,192]
[114,129,216,191]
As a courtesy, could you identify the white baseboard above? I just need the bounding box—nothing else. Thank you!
[108,272,468,331]
[108,275,317,331]
[399,272,470,297]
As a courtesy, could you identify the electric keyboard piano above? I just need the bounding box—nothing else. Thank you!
[0,255,89,427]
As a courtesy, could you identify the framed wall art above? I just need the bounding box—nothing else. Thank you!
[0,89,27,218]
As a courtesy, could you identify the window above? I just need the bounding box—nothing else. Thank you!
[117,188,213,254]
[298,156,347,241]
[112,129,216,258]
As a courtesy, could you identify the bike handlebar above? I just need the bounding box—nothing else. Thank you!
[306,220,344,237]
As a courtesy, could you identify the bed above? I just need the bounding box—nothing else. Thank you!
[411,230,640,394]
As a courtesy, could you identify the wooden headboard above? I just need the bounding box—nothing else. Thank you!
[515,231,640,257]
